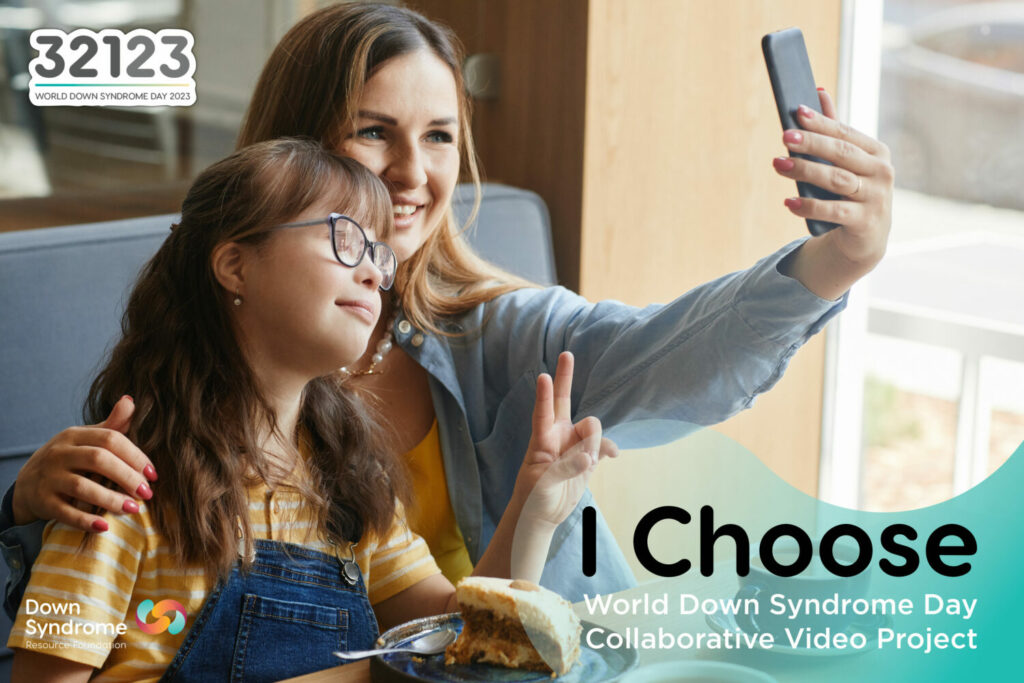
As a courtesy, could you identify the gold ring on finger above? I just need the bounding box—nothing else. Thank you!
[847,175,863,198]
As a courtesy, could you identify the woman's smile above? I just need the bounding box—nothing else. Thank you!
[391,194,427,231]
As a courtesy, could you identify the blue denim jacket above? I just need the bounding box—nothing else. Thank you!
[1,238,845,610]
[390,238,844,602]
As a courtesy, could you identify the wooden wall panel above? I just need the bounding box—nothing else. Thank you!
[410,0,590,288]
[580,1,842,501]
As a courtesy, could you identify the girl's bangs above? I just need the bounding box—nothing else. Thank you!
[321,162,394,242]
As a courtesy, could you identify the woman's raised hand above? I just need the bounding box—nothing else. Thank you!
[773,88,895,301]
[513,352,617,532]
[11,396,157,532]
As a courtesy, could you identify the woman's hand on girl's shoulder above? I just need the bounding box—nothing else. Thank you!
[513,352,618,531]
[12,396,157,531]
[773,88,895,300]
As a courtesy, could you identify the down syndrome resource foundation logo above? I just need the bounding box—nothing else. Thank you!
[135,599,187,635]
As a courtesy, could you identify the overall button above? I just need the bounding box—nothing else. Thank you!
[397,320,412,335]
[411,333,424,347]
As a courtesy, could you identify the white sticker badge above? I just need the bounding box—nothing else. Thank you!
[28,29,196,107]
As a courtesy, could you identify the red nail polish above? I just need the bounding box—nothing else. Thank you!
[122,499,140,514]
[798,104,814,119]
[783,130,803,145]
[137,483,153,500]
[120,394,133,403]
[817,86,826,92]
[784,197,803,210]
[92,519,109,532]
[773,157,795,172]
[143,465,158,481]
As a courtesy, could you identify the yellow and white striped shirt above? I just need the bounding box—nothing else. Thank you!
[7,479,439,682]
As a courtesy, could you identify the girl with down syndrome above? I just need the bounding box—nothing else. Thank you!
[7,138,610,682]
[3,3,893,604]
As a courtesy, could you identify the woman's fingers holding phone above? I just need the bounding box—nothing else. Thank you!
[817,88,837,119]
[782,122,878,179]
[796,100,891,161]
[781,195,864,232]
[773,155,866,201]
[776,89,894,269]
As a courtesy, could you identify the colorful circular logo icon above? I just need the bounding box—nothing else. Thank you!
[135,599,187,635]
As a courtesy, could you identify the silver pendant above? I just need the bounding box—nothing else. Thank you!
[341,559,361,586]
[337,542,360,585]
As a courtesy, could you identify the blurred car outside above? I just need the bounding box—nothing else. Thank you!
[878,2,1024,211]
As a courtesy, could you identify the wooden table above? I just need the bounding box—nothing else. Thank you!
[283,659,369,682]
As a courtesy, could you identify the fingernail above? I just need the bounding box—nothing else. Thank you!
[773,156,795,172]
[798,104,815,119]
[92,519,109,532]
[137,483,153,500]
[817,86,826,92]
[784,197,803,210]
[122,499,139,514]
[120,394,133,403]
[783,130,803,145]
[143,465,158,481]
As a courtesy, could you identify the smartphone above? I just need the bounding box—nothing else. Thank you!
[762,27,841,236]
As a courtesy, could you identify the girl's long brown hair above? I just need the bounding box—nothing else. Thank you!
[85,138,408,576]
[238,2,535,335]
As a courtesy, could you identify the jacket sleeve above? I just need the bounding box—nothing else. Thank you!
[0,481,47,620]
[481,238,846,448]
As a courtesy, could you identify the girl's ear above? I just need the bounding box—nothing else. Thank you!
[211,242,247,299]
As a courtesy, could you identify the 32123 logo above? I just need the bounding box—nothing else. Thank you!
[135,599,188,635]
[28,28,196,107]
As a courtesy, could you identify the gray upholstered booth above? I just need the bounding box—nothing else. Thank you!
[0,183,554,670]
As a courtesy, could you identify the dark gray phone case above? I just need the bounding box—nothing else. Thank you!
[763,27,841,236]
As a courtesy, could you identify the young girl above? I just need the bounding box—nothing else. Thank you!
[6,138,606,682]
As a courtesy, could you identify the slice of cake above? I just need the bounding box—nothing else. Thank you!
[445,577,582,676]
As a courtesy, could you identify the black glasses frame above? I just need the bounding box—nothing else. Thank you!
[269,213,396,291]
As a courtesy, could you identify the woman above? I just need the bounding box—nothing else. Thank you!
[1,3,893,604]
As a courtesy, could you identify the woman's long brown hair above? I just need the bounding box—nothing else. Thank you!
[85,138,408,576]
[238,2,535,335]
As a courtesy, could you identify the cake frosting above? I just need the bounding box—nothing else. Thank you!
[445,577,582,676]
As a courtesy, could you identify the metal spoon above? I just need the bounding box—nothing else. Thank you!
[333,628,457,661]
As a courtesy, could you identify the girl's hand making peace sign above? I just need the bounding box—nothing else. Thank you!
[509,352,618,581]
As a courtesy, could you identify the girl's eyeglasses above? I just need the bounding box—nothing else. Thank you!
[269,213,397,291]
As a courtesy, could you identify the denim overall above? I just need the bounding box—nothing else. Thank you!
[160,538,378,682]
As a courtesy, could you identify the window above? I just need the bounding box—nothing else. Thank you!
[0,0,295,231]
[823,0,1024,511]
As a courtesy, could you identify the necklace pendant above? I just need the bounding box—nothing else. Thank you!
[341,559,361,585]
